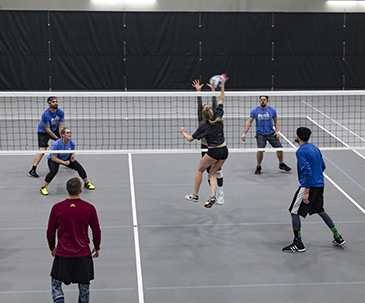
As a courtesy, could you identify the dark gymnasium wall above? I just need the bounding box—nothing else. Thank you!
[0,10,364,91]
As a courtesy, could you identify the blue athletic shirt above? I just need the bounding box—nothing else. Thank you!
[47,139,75,161]
[250,106,277,135]
[37,108,65,133]
[192,104,225,147]
[296,142,326,188]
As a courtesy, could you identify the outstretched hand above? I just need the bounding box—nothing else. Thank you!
[220,73,229,84]
[192,79,204,91]
[206,83,215,91]
[180,127,186,135]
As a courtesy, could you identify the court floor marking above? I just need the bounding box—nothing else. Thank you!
[302,100,365,144]
[146,281,365,290]
[128,153,145,303]
[1,220,364,231]
[282,129,365,215]
[306,116,365,161]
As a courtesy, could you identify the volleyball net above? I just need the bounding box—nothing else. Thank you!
[1,91,365,154]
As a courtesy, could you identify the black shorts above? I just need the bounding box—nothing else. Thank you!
[207,146,229,161]
[289,187,325,218]
[51,254,94,285]
[38,129,60,148]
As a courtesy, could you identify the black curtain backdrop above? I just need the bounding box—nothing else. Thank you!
[0,11,364,91]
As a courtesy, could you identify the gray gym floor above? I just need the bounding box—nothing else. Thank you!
[1,147,365,303]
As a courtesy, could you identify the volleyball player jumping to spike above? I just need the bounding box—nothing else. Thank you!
[180,74,229,208]
[192,78,225,205]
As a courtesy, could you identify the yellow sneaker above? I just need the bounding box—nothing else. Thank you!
[40,186,48,195]
[84,182,95,190]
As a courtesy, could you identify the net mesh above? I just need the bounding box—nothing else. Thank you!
[1,91,365,153]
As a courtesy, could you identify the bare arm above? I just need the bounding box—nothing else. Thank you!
[218,74,229,105]
[241,117,254,141]
[51,154,70,166]
[58,122,64,134]
[180,127,195,142]
[193,79,204,124]
[273,118,280,139]
[44,125,59,140]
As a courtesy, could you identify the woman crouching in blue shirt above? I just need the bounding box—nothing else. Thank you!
[40,128,95,195]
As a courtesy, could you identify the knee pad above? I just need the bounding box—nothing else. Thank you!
[216,170,223,179]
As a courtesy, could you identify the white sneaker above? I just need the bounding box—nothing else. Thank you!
[216,192,225,205]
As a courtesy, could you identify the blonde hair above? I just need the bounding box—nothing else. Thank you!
[202,106,223,126]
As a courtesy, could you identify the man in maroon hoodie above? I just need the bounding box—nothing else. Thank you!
[47,177,101,303]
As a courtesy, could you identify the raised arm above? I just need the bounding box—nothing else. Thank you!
[193,79,204,124]
[218,74,229,105]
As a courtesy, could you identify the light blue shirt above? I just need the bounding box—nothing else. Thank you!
[37,108,65,132]
[250,106,277,135]
[47,139,75,161]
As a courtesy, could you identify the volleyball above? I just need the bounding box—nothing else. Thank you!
[209,75,222,89]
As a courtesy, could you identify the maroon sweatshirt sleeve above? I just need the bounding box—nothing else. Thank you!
[46,206,58,251]
[90,206,101,251]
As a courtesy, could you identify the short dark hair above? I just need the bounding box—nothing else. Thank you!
[60,127,70,136]
[47,96,57,103]
[296,127,312,142]
[66,177,81,196]
[260,95,269,100]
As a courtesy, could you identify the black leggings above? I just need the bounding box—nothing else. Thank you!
[45,157,87,183]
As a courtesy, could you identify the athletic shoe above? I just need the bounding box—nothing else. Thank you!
[282,240,306,253]
[216,192,225,205]
[255,165,262,175]
[185,194,199,202]
[28,169,39,178]
[332,235,346,246]
[279,163,291,172]
[204,196,216,208]
[84,182,95,190]
[40,186,48,195]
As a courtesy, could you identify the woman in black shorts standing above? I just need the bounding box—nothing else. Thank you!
[180,74,229,208]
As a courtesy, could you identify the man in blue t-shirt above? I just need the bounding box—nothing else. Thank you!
[241,95,291,175]
[282,127,345,253]
[28,96,65,178]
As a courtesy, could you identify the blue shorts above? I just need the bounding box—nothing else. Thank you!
[256,132,282,148]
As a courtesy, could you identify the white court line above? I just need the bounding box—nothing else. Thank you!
[306,116,365,161]
[147,281,365,290]
[128,153,145,303]
[302,99,365,161]
[282,128,365,215]
[278,131,292,147]
[302,100,365,143]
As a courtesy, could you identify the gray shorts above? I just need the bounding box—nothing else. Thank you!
[256,132,283,148]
